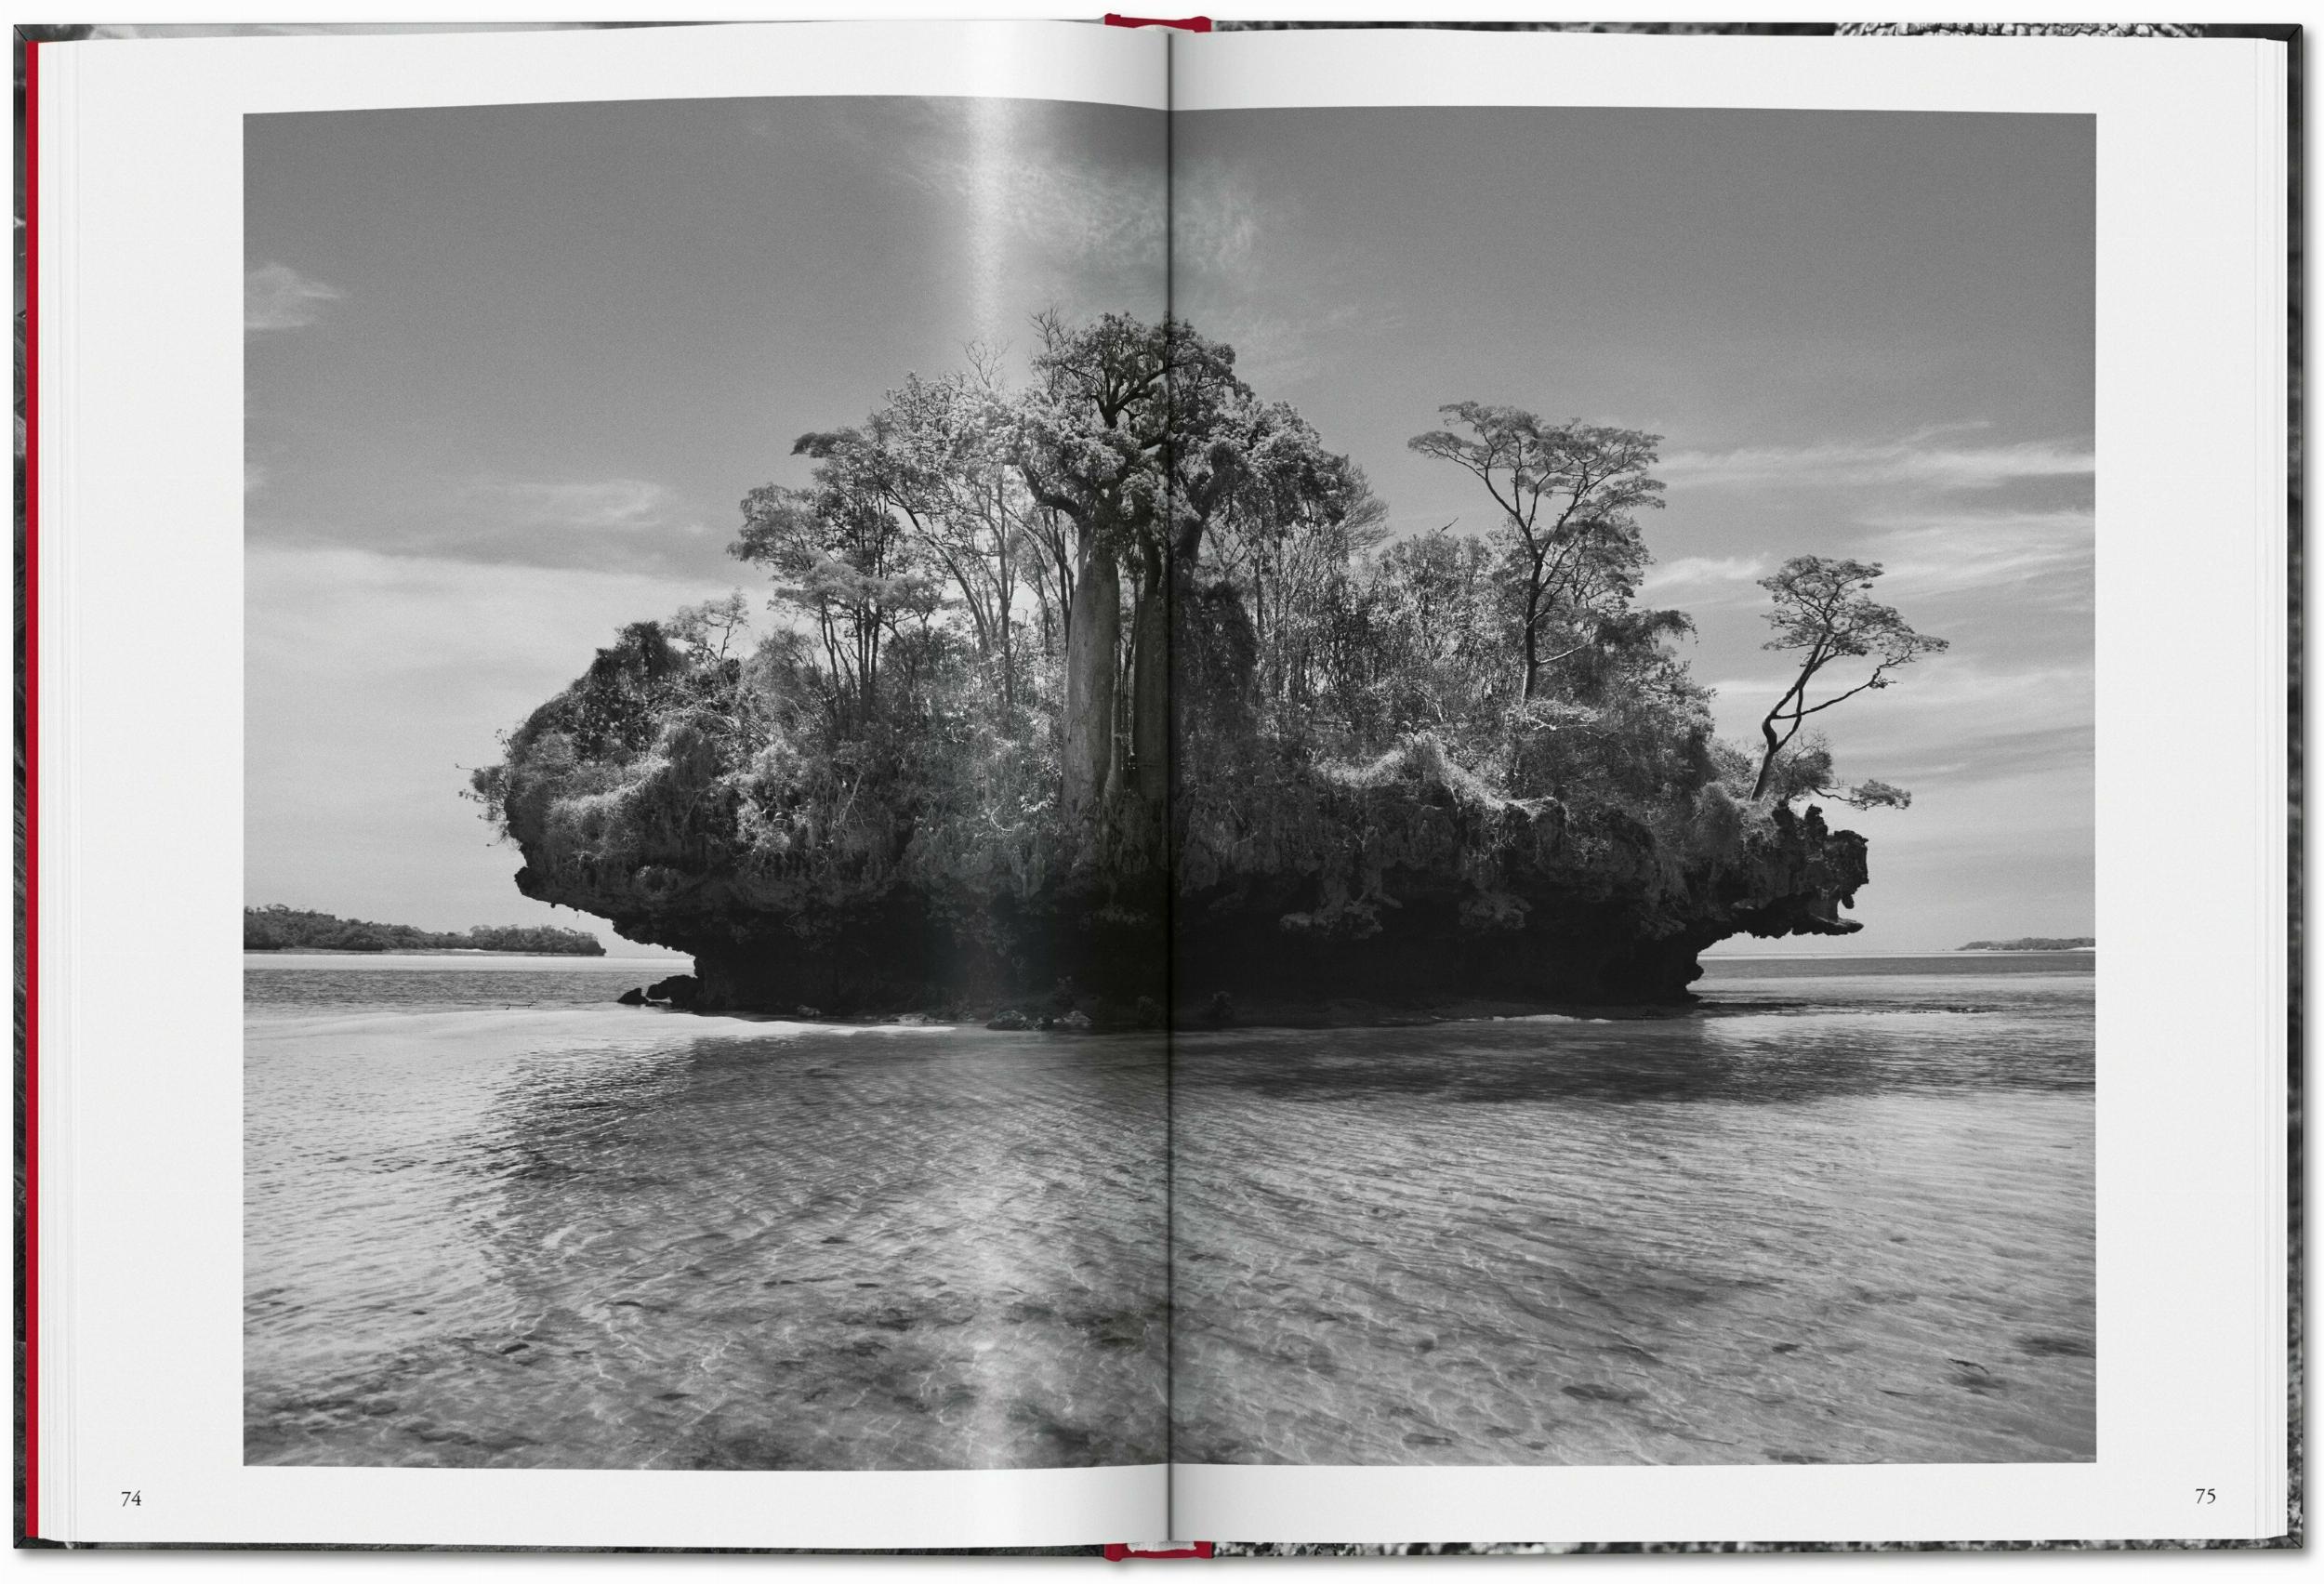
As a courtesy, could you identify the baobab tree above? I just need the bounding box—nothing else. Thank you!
[1751,555,1948,801]
[1017,312,1361,846]
[1012,311,1175,833]
[1407,404,1665,702]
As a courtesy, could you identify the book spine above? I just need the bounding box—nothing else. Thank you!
[19,29,42,1549]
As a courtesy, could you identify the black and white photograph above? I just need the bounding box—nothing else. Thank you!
[244,91,2094,1473]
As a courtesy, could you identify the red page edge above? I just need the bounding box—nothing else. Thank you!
[19,28,38,1549]
[1101,15,1214,33]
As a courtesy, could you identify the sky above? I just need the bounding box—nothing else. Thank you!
[248,97,2091,957]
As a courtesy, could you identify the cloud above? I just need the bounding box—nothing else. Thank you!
[247,541,731,683]
[1639,554,1767,600]
[1857,507,2094,601]
[487,478,678,532]
[1661,430,2093,493]
[245,261,340,332]
[1705,654,2092,782]
[249,474,722,575]
[864,99,1167,338]
[1189,297,1388,390]
[1169,158,1397,391]
[1174,160,1275,278]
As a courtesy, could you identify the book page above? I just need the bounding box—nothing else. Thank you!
[35,20,1174,1548]
[1165,26,2284,1547]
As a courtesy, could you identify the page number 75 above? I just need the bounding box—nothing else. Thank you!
[2195,1487,2218,1505]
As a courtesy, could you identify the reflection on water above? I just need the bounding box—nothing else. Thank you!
[245,1000,1166,1470]
[1171,961,2094,1465]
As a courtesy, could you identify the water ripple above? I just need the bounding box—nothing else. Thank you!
[246,1011,1167,1470]
[1171,970,2093,1465]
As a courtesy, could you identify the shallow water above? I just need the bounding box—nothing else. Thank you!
[1171,957,2095,1465]
[246,953,2092,1470]
[245,973,1167,1470]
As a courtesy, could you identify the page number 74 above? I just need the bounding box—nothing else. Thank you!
[2195,1487,2218,1505]
[119,1490,141,1507]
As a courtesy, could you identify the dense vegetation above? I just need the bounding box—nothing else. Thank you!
[471,314,1935,1014]
[244,904,605,956]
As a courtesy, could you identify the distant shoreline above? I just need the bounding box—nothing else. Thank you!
[244,904,607,957]
[1956,936,2095,952]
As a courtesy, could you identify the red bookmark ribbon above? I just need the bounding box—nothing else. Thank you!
[1103,14,1215,31]
[1104,1542,1217,1560]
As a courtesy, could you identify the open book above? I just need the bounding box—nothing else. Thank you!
[23,18,2293,1552]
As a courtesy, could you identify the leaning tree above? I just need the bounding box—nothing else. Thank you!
[1751,554,1948,801]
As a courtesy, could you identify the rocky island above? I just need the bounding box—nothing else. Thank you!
[469,316,1936,1020]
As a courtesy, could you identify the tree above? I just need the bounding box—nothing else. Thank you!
[1012,312,1322,836]
[669,591,752,664]
[1196,403,1381,709]
[1750,555,1948,801]
[1013,311,1173,828]
[1407,405,1665,701]
[730,469,939,723]
[1317,525,1505,748]
[823,364,1030,713]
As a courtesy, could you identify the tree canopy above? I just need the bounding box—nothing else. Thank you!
[1407,405,1671,704]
